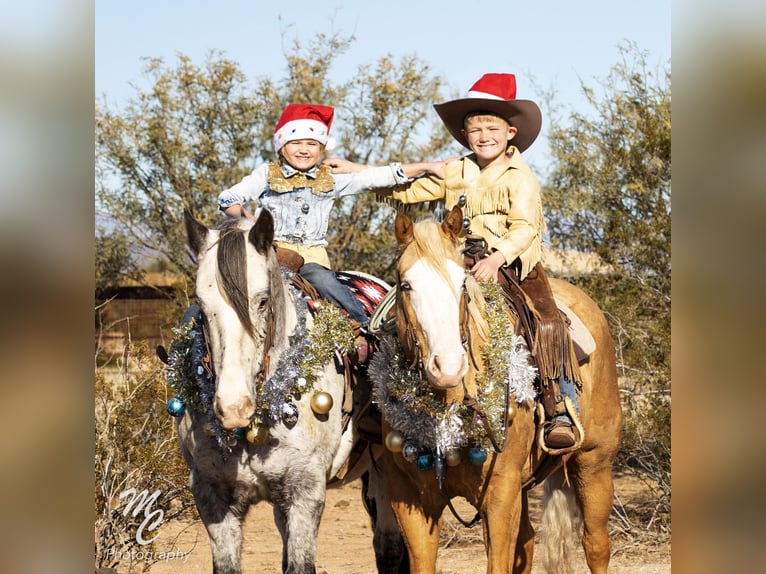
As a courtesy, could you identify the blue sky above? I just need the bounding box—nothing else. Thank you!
[95,0,670,170]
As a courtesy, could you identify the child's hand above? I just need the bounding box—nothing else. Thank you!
[428,157,459,179]
[324,157,366,173]
[471,251,506,282]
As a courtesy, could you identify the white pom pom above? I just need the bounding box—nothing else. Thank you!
[324,136,337,152]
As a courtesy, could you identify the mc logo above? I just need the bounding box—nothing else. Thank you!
[119,487,164,545]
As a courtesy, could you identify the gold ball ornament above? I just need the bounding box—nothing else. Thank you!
[384,430,405,453]
[310,391,334,415]
[506,402,517,424]
[246,423,269,445]
[445,449,462,467]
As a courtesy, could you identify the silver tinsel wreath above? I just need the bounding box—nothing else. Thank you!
[166,284,353,455]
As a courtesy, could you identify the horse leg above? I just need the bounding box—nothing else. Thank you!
[571,461,615,574]
[191,476,248,574]
[482,475,523,573]
[513,490,535,574]
[272,469,327,574]
[362,457,409,574]
[384,461,441,574]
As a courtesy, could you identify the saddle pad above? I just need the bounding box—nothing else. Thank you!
[336,271,392,319]
[554,296,597,361]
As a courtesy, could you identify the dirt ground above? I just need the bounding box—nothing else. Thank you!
[120,473,670,574]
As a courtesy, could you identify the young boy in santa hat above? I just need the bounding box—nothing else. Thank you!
[327,74,582,449]
[219,103,446,362]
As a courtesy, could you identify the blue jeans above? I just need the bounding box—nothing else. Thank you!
[553,374,580,423]
[298,263,369,328]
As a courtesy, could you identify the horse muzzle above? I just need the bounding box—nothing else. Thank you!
[424,351,468,389]
[214,393,255,430]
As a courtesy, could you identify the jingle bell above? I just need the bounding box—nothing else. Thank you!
[384,430,405,453]
[310,391,333,415]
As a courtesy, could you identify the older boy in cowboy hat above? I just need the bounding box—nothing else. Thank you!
[219,103,445,362]
[327,73,581,449]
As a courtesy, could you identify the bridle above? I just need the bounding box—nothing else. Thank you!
[394,256,507,454]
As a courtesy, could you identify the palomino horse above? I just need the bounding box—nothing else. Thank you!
[173,210,396,574]
[369,207,622,573]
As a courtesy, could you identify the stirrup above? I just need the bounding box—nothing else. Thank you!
[536,397,585,455]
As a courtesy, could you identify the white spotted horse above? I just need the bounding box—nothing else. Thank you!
[165,210,402,574]
[368,207,623,573]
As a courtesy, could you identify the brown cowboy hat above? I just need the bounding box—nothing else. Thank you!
[433,73,542,153]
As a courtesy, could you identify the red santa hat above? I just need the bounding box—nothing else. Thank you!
[273,103,336,152]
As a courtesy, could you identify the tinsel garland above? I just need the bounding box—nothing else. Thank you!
[256,296,354,424]
[369,281,537,453]
[165,288,354,454]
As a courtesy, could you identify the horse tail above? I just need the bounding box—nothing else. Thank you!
[539,469,582,574]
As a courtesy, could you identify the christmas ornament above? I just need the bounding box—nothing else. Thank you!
[281,402,299,427]
[166,397,186,417]
[416,453,434,471]
[506,402,517,423]
[468,446,487,465]
[246,422,269,445]
[384,430,405,453]
[445,449,462,467]
[402,441,418,463]
[310,391,333,415]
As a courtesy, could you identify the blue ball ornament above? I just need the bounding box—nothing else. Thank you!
[467,446,488,465]
[416,453,434,471]
[166,397,185,417]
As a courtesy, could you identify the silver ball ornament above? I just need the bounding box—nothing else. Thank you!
[310,391,334,415]
[281,402,300,427]
[402,441,418,463]
[384,430,405,453]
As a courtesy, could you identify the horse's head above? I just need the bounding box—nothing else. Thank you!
[394,206,481,389]
[185,209,293,429]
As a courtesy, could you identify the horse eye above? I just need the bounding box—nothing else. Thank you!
[256,297,268,311]
[399,281,411,292]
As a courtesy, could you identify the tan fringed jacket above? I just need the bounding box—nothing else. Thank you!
[389,147,545,281]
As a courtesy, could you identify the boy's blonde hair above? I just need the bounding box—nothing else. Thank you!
[462,111,511,127]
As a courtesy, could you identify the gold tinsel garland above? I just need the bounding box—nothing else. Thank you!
[372,281,537,452]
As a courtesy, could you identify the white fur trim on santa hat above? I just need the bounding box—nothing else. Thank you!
[273,119,331,151]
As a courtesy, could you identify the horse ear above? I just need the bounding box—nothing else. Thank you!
[442,206,463,242]
[250,208,275,255]
[395,210,414,247]
[185,208,208,255]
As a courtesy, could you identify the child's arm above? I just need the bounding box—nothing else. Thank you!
[221,204,258,221]
[324,157,452,179]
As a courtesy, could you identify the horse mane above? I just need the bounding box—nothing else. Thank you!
[216,221,255,338]
[408,219,490,344]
